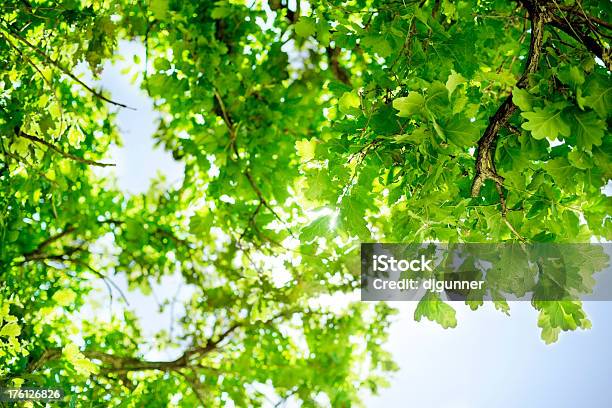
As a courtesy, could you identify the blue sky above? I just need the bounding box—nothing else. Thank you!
[369,301,612,408]
[93,41,612,408]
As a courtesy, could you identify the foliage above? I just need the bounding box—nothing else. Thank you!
[0,0,610,406]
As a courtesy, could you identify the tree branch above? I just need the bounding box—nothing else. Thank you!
[18,244,85,264]
[495,183,526,242]
[15,127,115,167]
[27,310,298,374]
[1,148,60,186]
[471,3,546,198]
[238,201,264,247]
[326,46,352,86]
[21,225,76,261]
[213,88,296,238]
[470,0,546,242]
[72,259,131,306]
[558,3,612,31]
[176,371,208,406]
[548,13,611,69]
[0,22,136,110]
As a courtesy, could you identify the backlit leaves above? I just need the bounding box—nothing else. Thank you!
[361,35,393,58]
[537,301,590,344]
[294,17,316,38]
[512,87,534,112]
[52,288,77,307]
[570,110,605,151]
[0,0,611,405]
[445,71,466,96]
[544,158,575,191]
[414,292,457,329]
[63,344,99,377]
[521,106,571,140]
[393,93,424,117]
[442,115,479,147]
[0,322,21,338]
[339,91,360,113]
[300,215,332,242]
[579,74,611,118]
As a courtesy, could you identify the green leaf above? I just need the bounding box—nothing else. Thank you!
[49,101,61,119]
[579,75,611,118]
[64,344,99,377]
[316,19,331,46]
[541,301,587,331]
[0,303,10,324]
[538,314,560,344]
[294,18,316,38]
[394,127,430,144]
[494,300,510,315]
[445,71,466,96]
[536,300,590,344]
[73,357,99,376]
[568,149,593,169]
[295,139,317,161]
[442,115,479,147]
[360,35,393,58]
[189,211,213,236]
[0,322,21,337]
[300,215,331,242]
[512,87,534,112]
[370,105,402,135]
[67,125,85,147]
[150,0,169,20]
[338,92,360,113]
[414,293,457,329]
[570,110,605,151]
[392,93,424,117]
[557,66,584,88]
[52,288,76,307]
[339,190,370,239]
[424,81,449,115]
[211,7,232,19]
[544,157,574,187]
[521,106,570,140]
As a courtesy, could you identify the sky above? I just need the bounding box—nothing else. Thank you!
[90,41,612,408]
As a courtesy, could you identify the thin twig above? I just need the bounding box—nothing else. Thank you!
[238,201,263,247]
[15,127,115,167]
[0,30,67,136]
[495,183,526,242]
[73,260,131,306]
[177,371,207,406]
[213,87,296,238]
[558,4,612,30]
[548,7,610,69]
[2,149,60,186]
[0,22,136,110]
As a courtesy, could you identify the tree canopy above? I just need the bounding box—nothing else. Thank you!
[0,0,610,406]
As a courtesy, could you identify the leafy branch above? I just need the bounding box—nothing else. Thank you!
[20,225,77,261]
[1,148,60,186]
[0,20,136,110]
[469,0,610,239]
[550,1,611,69]
[27,309,299,374]
[213,88,296,239]
[471,1,546,199]
[15,127,115,167]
